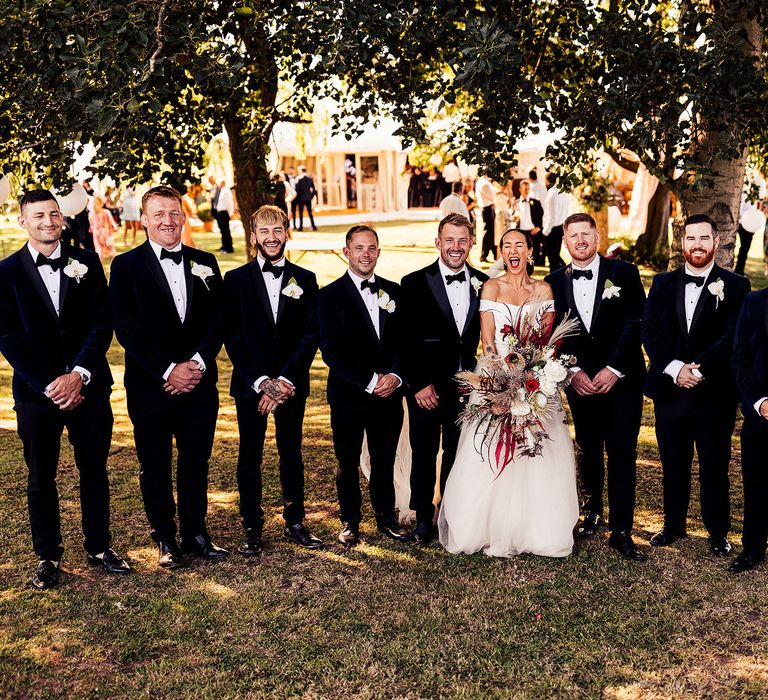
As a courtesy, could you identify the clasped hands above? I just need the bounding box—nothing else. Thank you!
[258,378,295,414]
[675,363,703,389]
[164,360,203,395]
[45,371,84,411]
[571,368,619,396]
[373,373,399,399]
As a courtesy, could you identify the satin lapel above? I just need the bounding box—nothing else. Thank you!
[182,247,195,322]
[674,269,688,335]
[591,256,609,322]
[689,265,718,334]
[139,242,179,320]
[250,261,276,328]
[58,245,71,316]
[343,274,379,343]
[466,267,481,330]
[19,246,59,321]
[426,263,458,337]
[563,264,582,326]
[276,261,293,323]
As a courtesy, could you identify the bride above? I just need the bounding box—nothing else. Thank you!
[438,229,579,558]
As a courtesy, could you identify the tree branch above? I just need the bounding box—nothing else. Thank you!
[148,0,174,74]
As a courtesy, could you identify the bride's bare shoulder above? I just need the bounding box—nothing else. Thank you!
[532,280,554,301]
[480,278,501,301]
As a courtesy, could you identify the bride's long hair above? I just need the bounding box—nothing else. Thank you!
[499,228,535,276]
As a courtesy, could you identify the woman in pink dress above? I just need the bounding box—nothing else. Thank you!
[89,196,117,261]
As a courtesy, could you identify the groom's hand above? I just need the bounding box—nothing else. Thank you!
[592,368,619,394]
[164,361,203,394]
[570,370,597,396]
[374,373,400,398]
[414,384,439,410]
[676,363,703,389]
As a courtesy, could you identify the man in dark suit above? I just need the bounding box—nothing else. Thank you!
[399,214,488,544]
[110,185,227,569]
[513,179,545,266]
[294,166,318,232]
[643,214,749,557]
[318,225,410,546]
[0,190,129,589]
[224,205,323,556]
[545,212,647,560]
[731,287,768,572]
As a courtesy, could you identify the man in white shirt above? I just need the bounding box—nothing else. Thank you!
[442,158,461,186]
[528,169,547,203]
[542,173,570,273]
[512,179,544,265]
[439,182,470,220]
[475,170,499,262]
[212,178,235,253]
[642,214,750,558]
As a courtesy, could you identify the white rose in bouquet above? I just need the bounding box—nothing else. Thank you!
[543,359,567,383]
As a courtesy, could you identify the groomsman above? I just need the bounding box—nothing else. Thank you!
[318,225,410,546]
[731,287,768,572]
[546,213,647,560]
[110,185,227,569]
[0,190,129,589]
[643,214,749,556]
[512,179,545,266]
[400,214,488,544]
[224,205,323,556]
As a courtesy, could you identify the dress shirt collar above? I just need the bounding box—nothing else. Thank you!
[437,259,468,280]
[571,254,600,275]
[148,238,182,260]
[27,241,62,261]
[257,255,285,269]
[348,269,377,291]
[684,261,714,278]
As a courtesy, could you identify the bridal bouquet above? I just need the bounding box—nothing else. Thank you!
[455,302,580,474]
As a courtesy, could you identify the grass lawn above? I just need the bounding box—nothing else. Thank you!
[0,220,767,698]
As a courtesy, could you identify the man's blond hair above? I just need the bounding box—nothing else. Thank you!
[252,204,289,232]
[141,185,182,212]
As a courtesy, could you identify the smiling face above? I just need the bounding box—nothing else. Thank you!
[436,222,472,271]
[252,218,288,262]
[344,229,380,279]
[18,198,64,251]
[682,221,719,270]
[564,220,600,265]
[500,230,532,275]
[142,195,185,249]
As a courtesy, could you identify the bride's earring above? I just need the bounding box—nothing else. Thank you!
[527,256,534,266]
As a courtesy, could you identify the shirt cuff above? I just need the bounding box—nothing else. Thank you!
[754,398,768,416]
[606,366,624,379]
[163,363,176,381]
[391,373,403,388]
[253,375,270,393]
[365,373,378,394]
[664,360,684,383]
[190,353,206,372]
[72,366,91,385]
[569,366,581,374]
[692,368,703,379]
[278,376,294,387]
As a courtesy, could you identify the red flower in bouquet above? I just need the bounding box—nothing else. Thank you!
[525,377,540,393]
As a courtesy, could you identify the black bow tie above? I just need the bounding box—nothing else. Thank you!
[360,278,379,294]
[684,273,705,287]
[572,268,593,281]
[445,271,466,285]
[262,261,284,277]
[35,255,64,271]
[160,248,183,265]
[521,199,529,204]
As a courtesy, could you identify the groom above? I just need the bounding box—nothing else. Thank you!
[400,214,488,544]
[545,213,647,561]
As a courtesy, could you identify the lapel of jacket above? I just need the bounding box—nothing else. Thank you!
[673,268,688,336]
[343,273,380,344]
[58,245,72,316]
[276,260,294,323]
[591,255,609,323]
[689,264,719,334]
[19,245,60,321]
[563,264,582,328]
[426,261,459,337]
[250,260,276,328]
[139,242,181,321]
[465,266,481,332]
[182,247,195,322]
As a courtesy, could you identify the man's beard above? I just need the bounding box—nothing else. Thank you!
[683,247,716,269]
[257,241,286,261]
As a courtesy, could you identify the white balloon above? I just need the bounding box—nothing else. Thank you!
[0,174,9,207]
[55,183,88,217]
[741,207,766,234]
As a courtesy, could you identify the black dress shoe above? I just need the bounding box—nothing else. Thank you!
[31,560,59,590]
[376,514,412,543]
[180,533,229,559]
[608,531,647,561]
[237,529,263,557]
[338,522,360,546]
[575,511,601,539]
[709,536,733,557]
[158,540,186,569]
[413,521,434,546]
[87,548,131,574]
[649,527,687,547]
[729,550,765,574]
[284,522,324,549]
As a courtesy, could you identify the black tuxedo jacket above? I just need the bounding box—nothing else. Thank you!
[0,244,113,403]
[399,261,488,393]
[643,264,749,402]
[733,288,768,417]
[223,259,319,400]
[318,273,402,403]
[109,242,224,407]
[295,175,317,203]
[545,256,646,383]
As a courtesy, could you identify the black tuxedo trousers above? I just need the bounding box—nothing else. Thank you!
[568,380,643,533]
[235,393,307,531]
[17,396,113,560]
[739,413,768,556]
[653,393,735,538]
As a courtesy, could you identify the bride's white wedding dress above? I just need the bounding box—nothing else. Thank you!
[438,300,579,558]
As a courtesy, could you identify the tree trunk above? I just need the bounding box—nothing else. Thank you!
[634,182,672,265]
[591,208,609,254]
[225,115,273,259]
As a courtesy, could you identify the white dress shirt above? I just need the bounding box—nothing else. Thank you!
[442,162,461,184]
[475,176,497,209]
[28,242,91,384]
[215,185,235,216]
[530,180,547,203]
[515,198,535,230]
[439,194,470,220]
[663,262,713,383]
[542,186,571,236]
[438,259,470,335]
[148,239,205,380]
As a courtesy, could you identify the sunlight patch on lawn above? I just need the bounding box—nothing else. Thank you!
[197,580,238,601]
[354,543,419,564]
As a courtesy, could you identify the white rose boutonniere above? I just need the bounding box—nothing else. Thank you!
[282,277,303,299]
[63,258,88,283]
[602,279,621,300]
[190,260,214,290]
[708,278,725,309]
[378,289,396,313]
[470,277,483,295]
